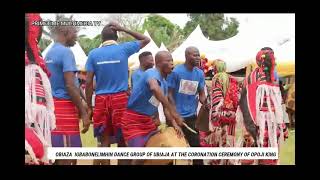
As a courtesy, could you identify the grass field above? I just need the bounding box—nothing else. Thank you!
[79,124,295,165]
[279,129,295,165]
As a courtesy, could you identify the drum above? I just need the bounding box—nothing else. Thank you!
[144,127,192,165]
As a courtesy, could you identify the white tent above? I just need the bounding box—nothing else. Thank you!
[171,25,209,62]
[172,15,295,73]
[42,41,88,71]
[270,37,295,76]
[171,25,254,72]
[210,15,295,70]
[129,31,159,70]
[159,42,169,51]
[274,37,295,63]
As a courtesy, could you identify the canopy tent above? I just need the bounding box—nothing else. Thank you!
[246,37,295,77]
[273,37,295,77]
[128,31,159,70]
[171,25,209,62]
[207,15,295,73]
[159,42,169,51]
[42,41,88,71]
[172,15,294,73]
[171,25,258,72]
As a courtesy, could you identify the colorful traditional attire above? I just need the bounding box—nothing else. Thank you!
[286,83,295,128]
[25,13,56,165]
[199,60,240,165]
[237,49,288,165]
[200,57,209,75]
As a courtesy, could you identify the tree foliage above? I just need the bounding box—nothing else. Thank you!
[142,14,184,49]
[78,34,101,55]
[38,38,52,52]
[103,14,145,43]
[183,14,239,40]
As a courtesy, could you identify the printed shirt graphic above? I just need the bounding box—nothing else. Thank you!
[178,79,199,95]
[167,64,205,117]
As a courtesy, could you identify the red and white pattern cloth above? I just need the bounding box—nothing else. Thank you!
[121,109,158,147]
[51,98,80,135]
[25,64,55,164]
[238,66,288,165]
[199,75,239,165]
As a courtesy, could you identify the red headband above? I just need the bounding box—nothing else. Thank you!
[26,13,51,77]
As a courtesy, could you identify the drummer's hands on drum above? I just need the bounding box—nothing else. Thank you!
[153,116,161,126]
[169,110,184,127]
[175,115,184,127]
[175,126,185,138]
[172,122,185,138]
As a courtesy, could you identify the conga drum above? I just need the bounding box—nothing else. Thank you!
[144,127,192,165]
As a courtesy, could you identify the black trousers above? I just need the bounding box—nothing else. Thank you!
[182,115,200,147]
[181,115,203,165]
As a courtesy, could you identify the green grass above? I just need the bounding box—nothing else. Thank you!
[280,130,295,165]
[80,124,97,147]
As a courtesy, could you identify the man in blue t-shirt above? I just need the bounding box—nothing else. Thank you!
[131,51,154,89]
[122,51,184,163]
[45,24,90,165]
[130,51,161,125]
[167,46,207,165]
[85,21,150,165]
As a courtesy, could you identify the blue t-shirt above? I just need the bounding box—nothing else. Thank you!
[131,68,144,88]
[45,42,78,99]
[127,68,168,116]
[167,64,205,117]
[86,41,140,95]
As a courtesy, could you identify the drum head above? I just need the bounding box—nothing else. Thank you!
[144,127,189,165]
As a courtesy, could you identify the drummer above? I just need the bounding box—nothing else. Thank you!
[167,47,207,165]
[121,51,185,152]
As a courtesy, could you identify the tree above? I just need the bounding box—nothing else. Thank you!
[41,14,92,54]
[183,14,239,41]
[78,34,102,55]
[166,27,185,52]
[142,14,184,48]
[103,14,145,43]
[39,38,52,52]
[46,14,84,34]
[78,35,93,55]
[42,14,86,40]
